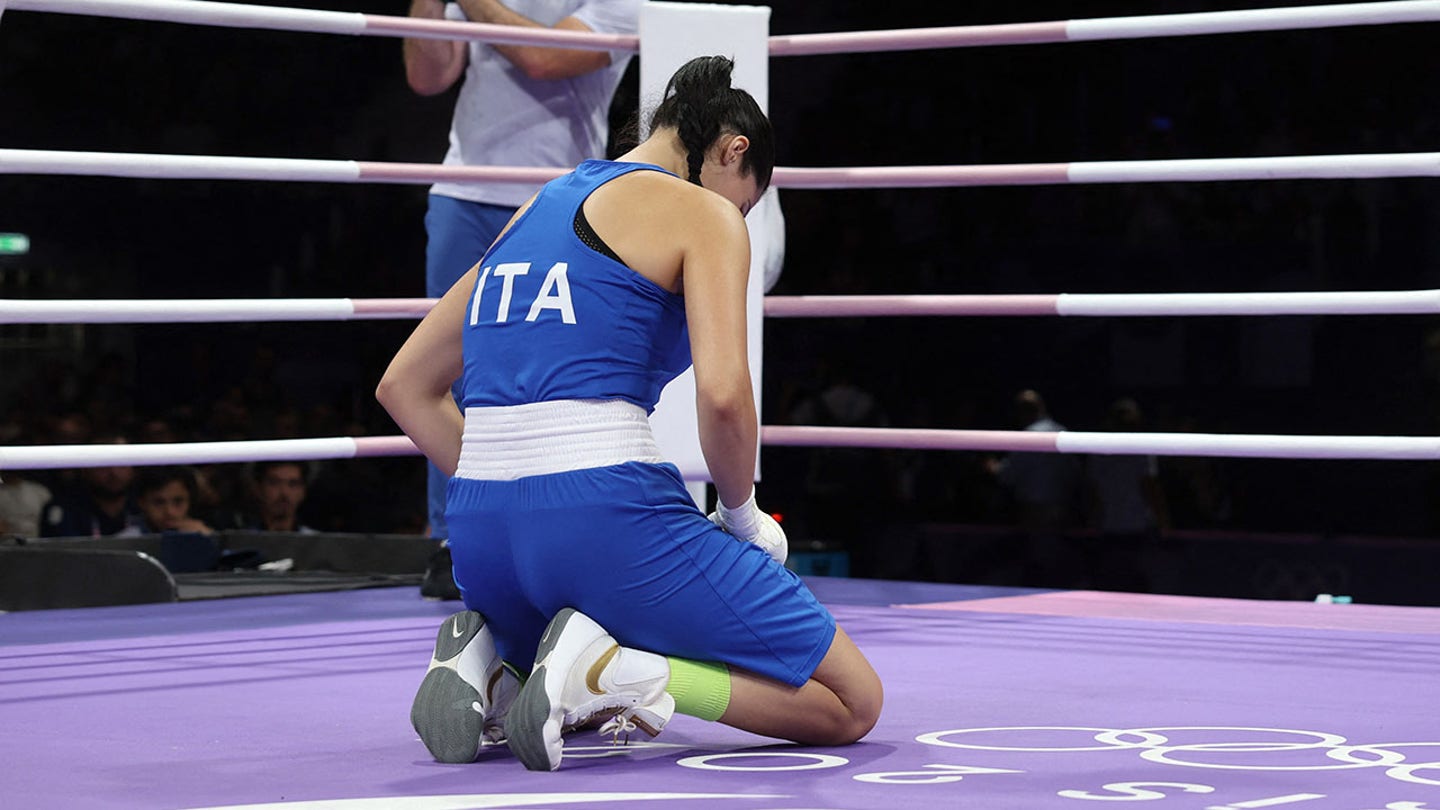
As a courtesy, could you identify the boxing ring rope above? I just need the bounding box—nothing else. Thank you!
[8,290,1440,324]
[763,291,1440,318]
[0,438,419,471]
[4,148,1440,188]
[6,429,1440,472]
[9,0,1440,55]
[768,0,1440,55]
[4,4,1437,473]
[0,298,438,324]
[3,0,638,51]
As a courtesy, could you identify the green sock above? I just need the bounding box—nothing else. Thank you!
[665,657,731,722]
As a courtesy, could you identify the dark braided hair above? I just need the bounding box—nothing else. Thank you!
[648,56,774,191]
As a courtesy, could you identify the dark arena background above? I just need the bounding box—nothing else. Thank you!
[2,2,1440,809]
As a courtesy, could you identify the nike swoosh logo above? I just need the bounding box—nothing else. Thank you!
[585,644,620,695]
[452,619,466,639]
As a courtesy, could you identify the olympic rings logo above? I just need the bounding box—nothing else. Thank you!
[915,726,1440,788]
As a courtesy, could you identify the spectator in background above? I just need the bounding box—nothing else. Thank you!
[1083,397,1168,592]
[0,469,51,539]
[787,352,890,562]
[1161,414,1234,530]
[402,0,642,540]
[988,389,1082,586]
[246,461,315,533]
[990,390,1081,531]
[123,466,214,536]
[33,411,93,498]
[39,433,144,538]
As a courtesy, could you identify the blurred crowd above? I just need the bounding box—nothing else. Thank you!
[4,2,1440,581]
[0,343,427,539]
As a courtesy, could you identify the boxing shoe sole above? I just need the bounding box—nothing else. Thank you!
[508,607,585,772]
[411,611,490,764]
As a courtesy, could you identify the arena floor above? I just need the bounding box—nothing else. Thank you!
[3,577,1438,810]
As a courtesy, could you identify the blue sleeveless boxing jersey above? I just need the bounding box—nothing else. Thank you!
[459,160,691,412]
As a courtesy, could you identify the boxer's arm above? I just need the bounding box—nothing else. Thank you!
[683,194,757,514]
[680,198,789,565]
[377,266,474,476]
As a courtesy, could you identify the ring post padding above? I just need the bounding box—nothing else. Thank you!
[641,2,771,492]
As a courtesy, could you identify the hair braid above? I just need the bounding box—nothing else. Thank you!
[676,98,719,185]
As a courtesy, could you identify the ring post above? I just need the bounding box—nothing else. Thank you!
[641,2,774,509]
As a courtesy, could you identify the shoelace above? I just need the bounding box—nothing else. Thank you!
[597,711,638,746]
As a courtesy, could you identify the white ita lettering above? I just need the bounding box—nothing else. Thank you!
[469,262,576,326]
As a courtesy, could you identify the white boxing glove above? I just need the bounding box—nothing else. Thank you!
[708,487,788,565]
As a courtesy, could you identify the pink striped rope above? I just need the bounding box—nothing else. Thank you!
[8,291,1440,325]
[6,428,1440,469]
[772,164,1070,189]
[18,0,1440,57]
[354,436,419,457]
[762,426,1060,454]
[769,22,1068,56]
[362,14,637,51]
[349,298,438,318]
[764,295,1060,318]
[8,149,1440,188]
[356,162,565,185]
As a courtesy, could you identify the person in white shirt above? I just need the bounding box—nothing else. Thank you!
[402,0,642,540]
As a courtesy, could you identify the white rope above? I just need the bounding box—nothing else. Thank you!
[1066,1,1440,42]
[769,2,1440,55]
[0,438,362,470]
[0,299,356,324]
[1055,432,1440,460]
[5,0,633,50]
[6,148,1440,188]
[1067,153,1440,184]
[13,0,1440,55]
[8,290,1440,325]
[1055,289,1440,317]
[0,150,360,182]
[6,429,1440,470]
[8,0,365,34]
[760,426,1440,460]
[0,299,447,324]
[0,437,419,470]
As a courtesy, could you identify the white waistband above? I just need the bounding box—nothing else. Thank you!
[455,399,664,481]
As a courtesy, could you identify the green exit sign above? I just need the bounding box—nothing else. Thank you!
[0,233,29,255]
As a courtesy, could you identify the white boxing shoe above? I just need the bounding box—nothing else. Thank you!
[410,610,521,763]
[507,608,675,771]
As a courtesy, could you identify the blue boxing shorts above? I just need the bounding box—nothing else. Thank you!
[445,461,836,687]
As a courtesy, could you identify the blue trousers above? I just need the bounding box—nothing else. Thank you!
[423,194,518,538]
